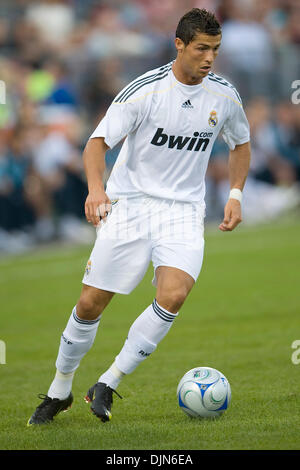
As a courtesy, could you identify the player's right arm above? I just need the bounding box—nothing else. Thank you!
[83,137,111,227]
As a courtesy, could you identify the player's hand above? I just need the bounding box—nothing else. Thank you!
[85,187,111,227]
[219,199,242,232]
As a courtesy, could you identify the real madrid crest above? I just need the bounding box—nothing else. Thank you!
[85,260,92,276]
[208,110,218,127]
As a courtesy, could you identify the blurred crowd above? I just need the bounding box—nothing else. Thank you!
[0,0,299,253]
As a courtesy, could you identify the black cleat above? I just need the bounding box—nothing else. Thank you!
[84,382,122,422]
[27,393,73,426]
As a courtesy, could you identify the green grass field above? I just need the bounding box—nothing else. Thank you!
[1,218,300,450]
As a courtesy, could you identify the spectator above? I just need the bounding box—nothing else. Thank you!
[0,126,35,234]
[216,0,276,101]
[25,0,75,47]
[29,119,89,242]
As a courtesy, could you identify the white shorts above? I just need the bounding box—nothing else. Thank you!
[82,196,205,294]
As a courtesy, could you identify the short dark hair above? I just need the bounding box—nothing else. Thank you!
[176,8,221,45]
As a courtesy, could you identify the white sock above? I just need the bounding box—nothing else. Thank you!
[48,370,74,400]
[112,299,177,379]
[98,361,125,391]
[48,306,101,399]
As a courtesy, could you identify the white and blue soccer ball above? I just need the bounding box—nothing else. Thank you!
[177,366,231,419]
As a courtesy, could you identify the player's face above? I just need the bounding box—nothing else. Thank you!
[175,32,222,83]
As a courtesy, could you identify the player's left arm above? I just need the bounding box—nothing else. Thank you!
[219,141,251,232]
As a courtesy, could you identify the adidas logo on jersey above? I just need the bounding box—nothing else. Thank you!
[182,99,193,109]
[150,127,213,152]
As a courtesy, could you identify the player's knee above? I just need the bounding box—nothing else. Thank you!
[76,291,105,320]
[77,285,114,320]
[157,286,188,313]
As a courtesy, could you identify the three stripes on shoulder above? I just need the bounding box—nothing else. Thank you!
[114,62,174,104]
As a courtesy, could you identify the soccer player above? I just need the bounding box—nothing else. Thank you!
[28,8,250,425]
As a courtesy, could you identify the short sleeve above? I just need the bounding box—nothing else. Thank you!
[89,98,143,149]
[222,100,250,150]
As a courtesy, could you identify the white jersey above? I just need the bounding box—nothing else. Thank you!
[90,61,250,203]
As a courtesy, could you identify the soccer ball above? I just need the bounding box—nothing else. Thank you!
[177,366,231,419]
